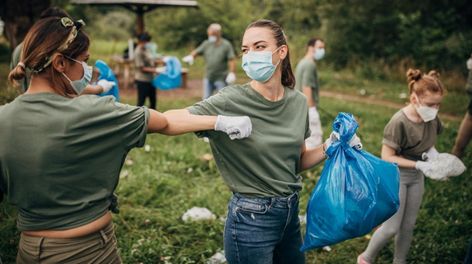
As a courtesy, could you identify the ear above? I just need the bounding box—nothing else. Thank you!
[51,53,67,73]
[279,45,288,60]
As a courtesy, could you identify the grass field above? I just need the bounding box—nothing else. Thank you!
[0,92,470,263]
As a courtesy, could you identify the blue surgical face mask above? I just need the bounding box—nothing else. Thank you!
[314,48,325,60]
[62,57,93,95]
[208,36,217,43]
[241,46,282,83]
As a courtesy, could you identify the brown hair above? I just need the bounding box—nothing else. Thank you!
[8,17,90,97]
[406,68,445,96]
[246,19,295,88]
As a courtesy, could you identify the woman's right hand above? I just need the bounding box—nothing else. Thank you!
[215,115,252,140]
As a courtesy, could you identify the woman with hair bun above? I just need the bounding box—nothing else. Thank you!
[358,69,446,264]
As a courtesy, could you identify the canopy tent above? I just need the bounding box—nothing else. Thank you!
[71,0,198,35]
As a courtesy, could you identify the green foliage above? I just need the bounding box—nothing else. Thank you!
[319,0,472,72]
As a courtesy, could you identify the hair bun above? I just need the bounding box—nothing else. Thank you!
[427,70,440,79]
[406,68,422,83]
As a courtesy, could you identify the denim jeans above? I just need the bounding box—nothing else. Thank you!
[203,78,226,99]
[224,192,305,264]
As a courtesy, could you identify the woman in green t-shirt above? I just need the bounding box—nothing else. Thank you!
[168,19,361,264]
[358,69,445,264]
[0,17,251,263]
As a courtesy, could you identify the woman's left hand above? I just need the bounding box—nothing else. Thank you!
[325,132,363,150]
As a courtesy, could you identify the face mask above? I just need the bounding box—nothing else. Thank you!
[62,57,93,95]
[208,36,217,43]
[314,48,325,60]
[241,46,282,83]
[414,96,438,122]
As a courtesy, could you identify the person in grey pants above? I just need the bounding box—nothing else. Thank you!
[358,69,446,264]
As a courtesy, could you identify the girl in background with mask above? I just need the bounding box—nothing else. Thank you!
[1,17,251,263]
[165,19,360,264]
[358,69,445,264]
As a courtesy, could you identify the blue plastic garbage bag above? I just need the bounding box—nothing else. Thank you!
[94,60,120,101]
[301,112,400,251]
[152,56,182,90]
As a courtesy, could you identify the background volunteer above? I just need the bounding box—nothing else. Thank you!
[182,23,236,99]
[294,37,325,148]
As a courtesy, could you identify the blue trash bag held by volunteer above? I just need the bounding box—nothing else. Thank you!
[301,112,400,251]
[94,60,120,101]
[152,56,182,90]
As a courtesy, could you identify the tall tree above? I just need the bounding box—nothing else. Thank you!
[0,0,51,50]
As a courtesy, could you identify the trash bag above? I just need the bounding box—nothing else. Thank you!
[94,59,120,101]
[301,112,400,251]
[422,153,466,181]
[152,56,182,90]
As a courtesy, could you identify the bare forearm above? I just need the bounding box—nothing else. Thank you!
[300,143,326,171]
[381,145,416,169]
[82,84,103,95]
[229,59,235,72]
[141,66,157,74]
[382,155,416,169]
[161,109,216,135]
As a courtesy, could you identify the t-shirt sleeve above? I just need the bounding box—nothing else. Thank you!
[90,96,150,150]
[187,89,227,116]
[187,88,228,137]
[302,64,317,89]
[113,102,150,150]
[304,108,311,139]
[226,42,236,60]
[382,117,404,152]
[195,41,208,56]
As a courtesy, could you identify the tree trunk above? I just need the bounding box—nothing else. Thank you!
[0,0,51,50]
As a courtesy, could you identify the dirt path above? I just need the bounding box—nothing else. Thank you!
[121,79,462,122]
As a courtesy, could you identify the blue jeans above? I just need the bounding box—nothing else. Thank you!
[203,78,226,99]
[224,192,305,264]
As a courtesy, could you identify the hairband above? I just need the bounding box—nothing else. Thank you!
[17,62,26,69]
[33,17,85,73]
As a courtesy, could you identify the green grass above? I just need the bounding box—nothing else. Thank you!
[0,94,470,263]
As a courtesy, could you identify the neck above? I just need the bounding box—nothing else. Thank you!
[250,70,284,101]
[26,75,58,95]
[304,52,314,61]
[403,104,422,123]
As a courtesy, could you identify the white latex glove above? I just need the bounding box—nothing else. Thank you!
[97,79,115,93]
[182,55,194,65]
[324,132,363,150]
[215,115,252,140]
[415,161,434,176]
[421,146,439,161]
[225,72,236,84]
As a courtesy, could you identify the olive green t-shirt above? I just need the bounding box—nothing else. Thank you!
[294,58,319,104]
[195,38,235,82]
[382,109,442,161]
[188,83,310,197]
[0,93,149,231]
[134,45,155,82]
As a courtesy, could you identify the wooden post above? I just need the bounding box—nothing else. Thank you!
[136,6,144,35]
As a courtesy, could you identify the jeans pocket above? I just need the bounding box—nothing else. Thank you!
[234,199,269,215]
